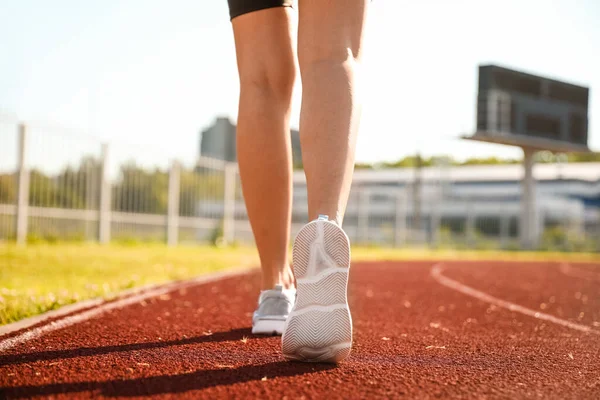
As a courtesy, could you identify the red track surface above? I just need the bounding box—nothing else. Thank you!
[1,260,599,399]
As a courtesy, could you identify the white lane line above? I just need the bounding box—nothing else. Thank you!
[0,267,255,352]
[0,276,195,337]
[559,262,600,282]
[430,263,600,336]
[0,298,104,337]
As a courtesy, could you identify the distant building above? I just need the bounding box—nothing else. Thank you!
[200,117,302,167]
[196,162,600,247]
[292,162,600,240]
[199,117,236,162]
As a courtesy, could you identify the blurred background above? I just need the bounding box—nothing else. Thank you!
[1,0,599,252]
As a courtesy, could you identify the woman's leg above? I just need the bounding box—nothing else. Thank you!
[231,7,297,290]
[298,0,368,226]
[281,0,368,363]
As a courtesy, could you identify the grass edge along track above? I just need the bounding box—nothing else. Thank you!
[1,242,598,325]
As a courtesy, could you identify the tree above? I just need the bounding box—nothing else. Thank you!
[568,152,600,162]
[460,156,519,166]
[26,156,102,209]
[112,162,169,214]
[0,174,16,203]
[179,168,225,217]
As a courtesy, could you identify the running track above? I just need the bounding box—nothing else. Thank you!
[1,260,599,399]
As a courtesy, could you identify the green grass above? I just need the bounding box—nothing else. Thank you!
[1,242,598,326]
[351,247,600,262]
[0,243,258,325]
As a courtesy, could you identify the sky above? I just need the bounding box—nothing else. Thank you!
[0,0,599,170]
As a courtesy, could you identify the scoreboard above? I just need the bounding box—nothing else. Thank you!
[475,65,590,150]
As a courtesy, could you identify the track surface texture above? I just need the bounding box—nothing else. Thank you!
[1,260,599,399]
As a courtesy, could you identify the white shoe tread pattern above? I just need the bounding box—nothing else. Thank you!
[282,219,352,363]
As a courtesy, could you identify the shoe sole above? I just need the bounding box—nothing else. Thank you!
[281,219,352,363]
[252,319,285,335]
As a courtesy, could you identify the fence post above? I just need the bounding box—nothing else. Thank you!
[223,162,237,245]
[98,143,111,244]
[167,160,181,246]
[394,190,406,247]
[430,190,442,247]
[571,206,584,237]
[358,188,369,244]
[15,123,29,245]
[466,198,476,248]
[85,156,96,241]
[499,215,509,249]
[535,207,544,250]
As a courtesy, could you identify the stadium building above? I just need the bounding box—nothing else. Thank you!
[289,162,600,246]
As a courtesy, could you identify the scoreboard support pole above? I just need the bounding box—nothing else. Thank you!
[469,64,591,250]
[520,147,537,250]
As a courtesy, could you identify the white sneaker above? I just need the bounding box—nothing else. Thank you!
[252,284,296,335]
[281,215,352,363]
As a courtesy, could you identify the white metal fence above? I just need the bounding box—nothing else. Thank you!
[0,119,232,245]
[1,117,598,251]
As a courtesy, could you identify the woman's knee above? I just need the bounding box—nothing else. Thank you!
[238,55,296,102]
[297,0,367,68]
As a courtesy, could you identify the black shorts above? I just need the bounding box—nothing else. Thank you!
[228,0,293,20]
